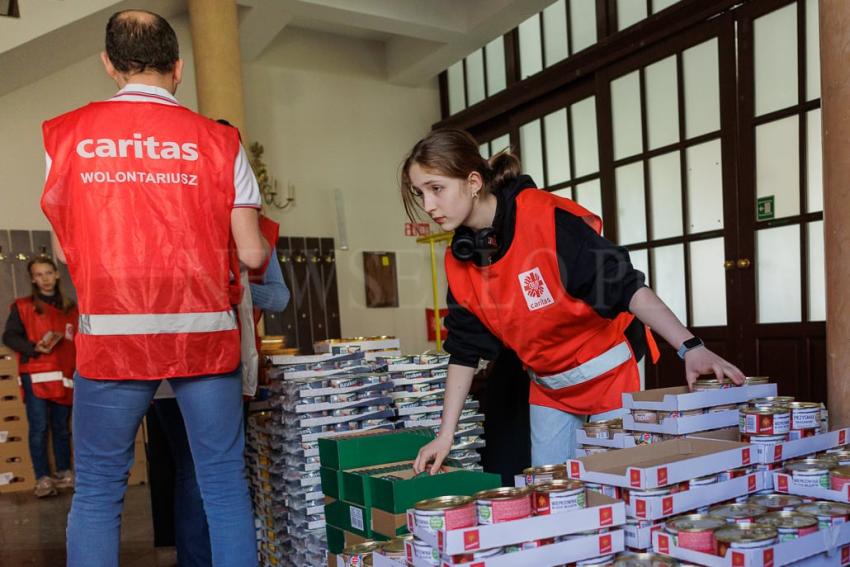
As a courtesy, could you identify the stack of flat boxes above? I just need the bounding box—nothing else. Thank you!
[0,345,34,493]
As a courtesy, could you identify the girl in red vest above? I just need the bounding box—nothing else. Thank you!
[402,130,745,473]
[2,256,77,497]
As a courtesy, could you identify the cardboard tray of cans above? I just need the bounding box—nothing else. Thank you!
[409,491,625,556]
[753,428,850,465]
[290,378,392,400]
[567,438,753,489]
[625,521,663,550]
[314,337,402,355]
[407,530,624,567]
[652,520,850,567]
[622,409,739,436]
[773,471,850,503]
[622,384,777,412]
[627,471,767,521]
[576,429,637,449]
[372,553,406,567]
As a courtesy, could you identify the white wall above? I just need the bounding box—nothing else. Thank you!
[244,27,443,353]
[0,21,444,354]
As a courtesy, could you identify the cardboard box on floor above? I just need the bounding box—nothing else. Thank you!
[0,347,17,377]
[567,437,752,489]
[0,458,35,493]
[0,374,19,396]
[622,383,777,411]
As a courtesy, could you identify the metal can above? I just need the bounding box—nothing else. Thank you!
[406,382,431,393]
[709,503,767,525]
[694,378,732,391]
[632,409,658,424]
[666,514,726,553]
[583,422,610,439]
[329,392,357,403]
[475,487,532,524]
[659,409,706,420]
[740,433,788,445]
[331,407,360,417]
[420,394,442,407]
[585,482,622,500]
[715,525,778,556]
[744,376,770,385]
[533,480,586,515]
[785,459,832,489]
[613,552,680,566]
[411,538,439,566]
[709,404,738,413]
[623,486,670,505]
[796,501,850,529]
[755,511,819,541]
[831,466,850,492]
[379,535,413,559]
[786,402,821,430]
[361,419,387,428]
[523,464,567,486]
[330,377,359,389]
[413,496,476,534]
[341,541,382,567]
[334,421,359,432]
[750,396,795,409]
[718,467,755,482]
[689,474,719,489]
[394,397,420,408]
[826,449,850,466]
[749,493,804,512]
[787,428,818,441]
[739,406,791,435]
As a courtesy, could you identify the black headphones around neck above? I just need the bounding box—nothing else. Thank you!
[451,226,499,265]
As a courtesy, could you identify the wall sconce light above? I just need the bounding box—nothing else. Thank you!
[263,179,295,211]
[249,141,295,211]
[0,247,6,262]
[15,252,28,262]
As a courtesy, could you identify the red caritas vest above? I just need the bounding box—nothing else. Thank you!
[15,297,78,405]
[445,189,641,415]
[41,101,242,380]
[249,215,280,355]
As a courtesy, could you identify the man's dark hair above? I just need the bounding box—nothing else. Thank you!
[105,10,179,74]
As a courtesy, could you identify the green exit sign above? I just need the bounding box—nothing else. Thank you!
[757,196,775,221]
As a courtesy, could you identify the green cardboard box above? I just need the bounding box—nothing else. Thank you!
[318,427,434,471]
[321,467,344,499]
[369,466,501,514]
[325,499,373,538]
[326,524,345,554]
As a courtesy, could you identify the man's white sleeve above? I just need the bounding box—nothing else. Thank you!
[233,144,261,208]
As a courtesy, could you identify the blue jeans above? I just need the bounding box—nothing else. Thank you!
[153,398,212,567]
[530,405,627,466]
[20,373,72,478]
[66,369,257,567]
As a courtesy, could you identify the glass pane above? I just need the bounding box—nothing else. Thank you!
[519,14,543,79]
[491,133,511,154]
[648,151,683,240]
[645,55,679,150]
[754,4,798,116]
[520,119,545,187]
[686,140,724,234]
[806,0,820,101]
[652,0,680,13]
[807,220,825,322]
[543,0,568,67]
[552,187,574,200]
[575,179,603,220]
[611,71,643,160]
[465,49,486,106]
[630,248,650,286]
[571,96,599,177]
[544,108,571,185]
[569,0,597,54]
[617,0,647,31]
[652,244,687,324]
[756,116,800,220]
[757,225,802,324]
[683,39,720,139]
[479,143,490,159]
[689,238,727,327]
[447,60,465,115]
[485,36,507,96]
[806,109,823,213]
[615,162,647,245]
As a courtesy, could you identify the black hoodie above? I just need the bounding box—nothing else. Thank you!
[444,175,648,368]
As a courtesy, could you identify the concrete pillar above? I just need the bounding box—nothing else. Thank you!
[186,0,247,135]
[821,0,850,428]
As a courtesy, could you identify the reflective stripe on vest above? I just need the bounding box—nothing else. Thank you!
[30,372,73,389]
[78,310,237,336]
[528,341,632,391]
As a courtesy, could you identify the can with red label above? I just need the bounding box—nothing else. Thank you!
[831,466,850,492]
[665,514,726,553]
[475,487,532,524]
[533,480,586,515]
[796,501,850,529]
[740,406,791,435]
[413,496,476,534]
[755,511,819,541]
[715,525,778,557]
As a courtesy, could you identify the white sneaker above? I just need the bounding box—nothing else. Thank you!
[34,476,58,498]
[54,469,74,490]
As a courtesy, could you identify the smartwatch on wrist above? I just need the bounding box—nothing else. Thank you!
[677,336,704,360]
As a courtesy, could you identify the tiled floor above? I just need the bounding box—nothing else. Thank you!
[0,484,177,566]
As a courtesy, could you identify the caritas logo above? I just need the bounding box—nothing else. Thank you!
[517,267,554,311]
[76,133,199,161]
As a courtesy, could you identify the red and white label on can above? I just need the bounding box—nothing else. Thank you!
[745,411,790,435]
[480,496,531,523]
[678,529,717,554]
[444,505,476,530]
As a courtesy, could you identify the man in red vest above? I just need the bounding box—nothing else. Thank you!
[41,10,267,566]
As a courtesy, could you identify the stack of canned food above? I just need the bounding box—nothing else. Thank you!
[662,496,850,557]
[250,351,396,567]
[781,448,850,490]
[739,396,828,444]
[386,354,486,470]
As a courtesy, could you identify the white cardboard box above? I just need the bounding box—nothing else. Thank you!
[624,522,663,550]
[567,438,753,489]
[372,553,406,567]
[753,427,849,464]
[653,521,850,566]
[577,429,637,449]
[623,409,738,435]
[410,492,625,556]
[628,472,765,521]
[314,338,401,354]
[773,471,850,503]
[407,530,624,567]
[622,384,777,411]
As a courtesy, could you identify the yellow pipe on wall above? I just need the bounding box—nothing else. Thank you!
[417,232,453,352]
